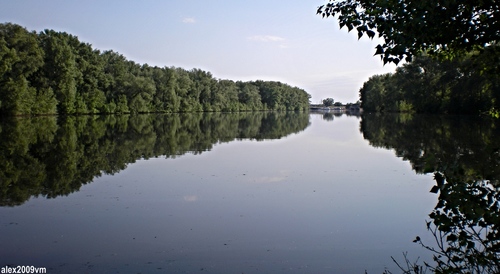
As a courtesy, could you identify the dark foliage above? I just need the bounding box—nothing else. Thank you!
[318,0,500,65]
[358,53,500,115]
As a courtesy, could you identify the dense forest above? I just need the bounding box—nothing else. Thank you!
[0,23,311,116]
[0,111,310,206]
[358,51,500,115]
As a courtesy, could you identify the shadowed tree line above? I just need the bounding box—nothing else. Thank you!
[361,113,500,273]
[0,23,310,116]
[0,112,310,206]
[358,52,500,115]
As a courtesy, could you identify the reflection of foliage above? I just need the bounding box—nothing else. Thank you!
[361,114,500,180]
[0,112,310,206]
[323,113,334,121]
[412,173,500,273]
[361,114,500,273]
[0,117,57,205]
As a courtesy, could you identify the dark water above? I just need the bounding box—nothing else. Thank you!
[1,112,498,273]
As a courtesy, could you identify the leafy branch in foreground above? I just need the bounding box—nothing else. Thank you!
[389,252,428,274]
[317,0,500,65]
[410,172,500,274]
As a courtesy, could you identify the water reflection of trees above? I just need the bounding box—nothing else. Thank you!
[361,114,500,273]
[309,111,361,121]
[0,112,310,207]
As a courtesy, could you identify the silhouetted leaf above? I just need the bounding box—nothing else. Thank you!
[430,185,440,193]
[374,45,384,55]
[317,0,500,65]
[447,234,458,242]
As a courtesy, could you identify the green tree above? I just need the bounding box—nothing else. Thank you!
[151,66,180,113]
[69,39,107,114]
[283,86,310,111]
[237,82,263,111]
[322,98,334,107]
[37,30,80,114]
[175,68,198,112]
[213,79,239,112]
[101,50,132,113]
[359,52,500,114]
[359,74,390,112]
[253,80,283,110]
[190,68,215,111]
[127,75,156,113]
[0,23,43,115]
[317,0,500,64]
[0,23,311,116]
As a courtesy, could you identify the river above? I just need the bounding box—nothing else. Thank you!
[1,112,498,273]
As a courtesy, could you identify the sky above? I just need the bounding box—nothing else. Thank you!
[1,0,397,104]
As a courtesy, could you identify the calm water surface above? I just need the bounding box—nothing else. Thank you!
[3,112,495,273]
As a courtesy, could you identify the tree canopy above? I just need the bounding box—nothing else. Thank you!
[0,23,311,116]
[317,0,500,64]
[358,52,500,115]
[322,97,334,106]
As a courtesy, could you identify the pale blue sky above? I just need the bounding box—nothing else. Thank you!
[1,0,396,103]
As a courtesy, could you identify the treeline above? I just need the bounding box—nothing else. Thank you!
[0,112,310,206]
[0,23,311,116]
[359,49,500,115]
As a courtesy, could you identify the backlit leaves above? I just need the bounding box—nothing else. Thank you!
[318,0,500,65]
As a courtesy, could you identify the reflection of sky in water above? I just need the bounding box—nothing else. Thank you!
[0,114,437,273]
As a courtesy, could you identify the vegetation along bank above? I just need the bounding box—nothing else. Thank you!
[0,23,311,116]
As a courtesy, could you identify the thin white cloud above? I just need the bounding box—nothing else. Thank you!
[182,17,196,24]
[247,35,285,42]
[183,195,198,202]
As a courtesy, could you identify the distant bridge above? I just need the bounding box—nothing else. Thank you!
[309,105,346,112]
